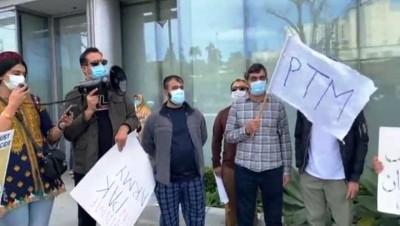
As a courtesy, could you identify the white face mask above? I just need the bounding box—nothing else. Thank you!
[4,74,25,90]
[231,90,247,100]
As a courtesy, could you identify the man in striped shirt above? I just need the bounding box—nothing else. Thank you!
[225,63,292,226]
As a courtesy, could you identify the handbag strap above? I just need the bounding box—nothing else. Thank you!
[0,96,43,154]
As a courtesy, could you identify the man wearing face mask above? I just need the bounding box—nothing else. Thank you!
[141,75,207,226]
[225,63,292,226]
[212,78,255,226]
[63,47,139,226]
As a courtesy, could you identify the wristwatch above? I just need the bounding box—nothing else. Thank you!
[57,121,65,131]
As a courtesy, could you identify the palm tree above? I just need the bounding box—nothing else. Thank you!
[189,46,202,62]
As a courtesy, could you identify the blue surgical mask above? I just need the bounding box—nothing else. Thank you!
[91,65,107,78]
[170,89,185,105]
[250,80,267,96]
[134,99,140,106]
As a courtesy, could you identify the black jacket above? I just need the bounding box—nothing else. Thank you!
[294,110,369,182]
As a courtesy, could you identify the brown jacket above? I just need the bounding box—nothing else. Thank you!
[212,106,236,169]
[63,88,139,174]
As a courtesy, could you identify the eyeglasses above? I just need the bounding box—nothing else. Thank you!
[231,87,248,92]
[87,59,108,67]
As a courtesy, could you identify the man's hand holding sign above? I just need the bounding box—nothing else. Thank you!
[267,35,373,224]
[70,133,155,226]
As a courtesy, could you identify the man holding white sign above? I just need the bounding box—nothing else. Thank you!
[211,78,258,226]
[268,36,371,226]
[63,47,139,226]
[225,63,292,226]
[295,109,368,226]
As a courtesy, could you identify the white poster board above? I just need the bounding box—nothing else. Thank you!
[70,133,155,226]
[0,130,14,199]
[268,36,377,140]
[377,127,400,215]
[214,174,228,204]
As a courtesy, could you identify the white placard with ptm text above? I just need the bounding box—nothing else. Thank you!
[268,36,377,140]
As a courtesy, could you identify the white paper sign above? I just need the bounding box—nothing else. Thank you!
[268,36,377,140]
[377,127,400,215]
[0,130,14,199]
[214,174,228,204]
[70,133,156,226]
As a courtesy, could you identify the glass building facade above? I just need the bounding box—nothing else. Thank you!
[0,0,399,166]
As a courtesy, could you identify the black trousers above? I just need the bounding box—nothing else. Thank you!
[74,172,97,226]
[235,165,283,226]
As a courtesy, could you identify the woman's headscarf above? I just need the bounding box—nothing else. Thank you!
[0,51,27,80]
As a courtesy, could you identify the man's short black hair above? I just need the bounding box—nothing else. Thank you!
[244,63,267,80]
[79,47,102,66]
[163,75,184,89]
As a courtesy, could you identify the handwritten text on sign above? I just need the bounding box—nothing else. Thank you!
[378,127,400,215]
[0,130,14,199]
[71,133,155,226]
[267,36,377,140]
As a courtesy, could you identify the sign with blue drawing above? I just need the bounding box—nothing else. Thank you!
[268,36,377,140]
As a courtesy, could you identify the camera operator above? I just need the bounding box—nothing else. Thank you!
[62,47,139,226]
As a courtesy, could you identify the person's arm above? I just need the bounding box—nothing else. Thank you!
[63,91,94,142]
[278,102,292,175]
[200,113,207,146]
[349,111,369,182]
[211,111,223,168]
[225,102,249,143]
[0,104,18,131]
[294,110,304,168]
[36,104,63,144]
[0,86,28,131]
[120,94,139,132]
[141,113,156,157]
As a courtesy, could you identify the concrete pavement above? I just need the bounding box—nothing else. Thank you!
[49,173,244,226]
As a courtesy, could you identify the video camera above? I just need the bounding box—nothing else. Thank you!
[76,65,127,96]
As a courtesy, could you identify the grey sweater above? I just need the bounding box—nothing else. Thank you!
[141,102,208,185]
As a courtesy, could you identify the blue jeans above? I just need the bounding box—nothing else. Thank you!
[0,198,54,226]
[235,164,283,226]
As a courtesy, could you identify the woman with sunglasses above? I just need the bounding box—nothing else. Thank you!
[0,51,73,226]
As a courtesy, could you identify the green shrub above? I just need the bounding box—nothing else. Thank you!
[354,167,400,226]
[204,166,224,207]
[203,166,263,211]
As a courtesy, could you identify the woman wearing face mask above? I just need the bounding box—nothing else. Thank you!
[133,94,151,140]
[0,51,73,226]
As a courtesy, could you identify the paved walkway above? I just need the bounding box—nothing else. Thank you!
[49,173,244,226]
